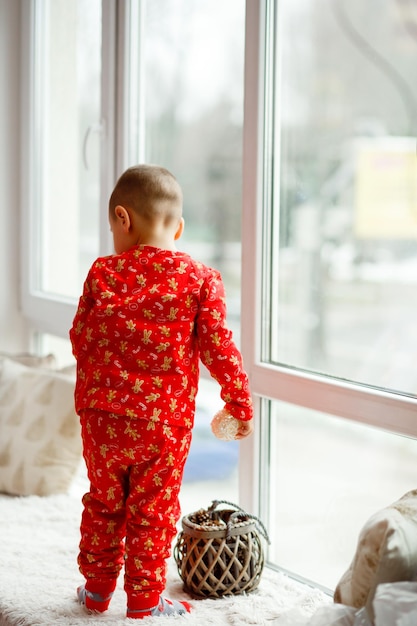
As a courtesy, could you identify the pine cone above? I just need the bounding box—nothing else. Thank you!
[190,509,212,525]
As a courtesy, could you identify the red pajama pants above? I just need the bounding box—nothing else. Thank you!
[78,409,192,610]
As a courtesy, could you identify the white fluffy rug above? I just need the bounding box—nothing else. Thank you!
[0,486,331,625]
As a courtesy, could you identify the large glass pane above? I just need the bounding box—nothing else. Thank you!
[266,399,417,589]
[269,0,417,395]
[35,0,101,299]
[127,0,246,504]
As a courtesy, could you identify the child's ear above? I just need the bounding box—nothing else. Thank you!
[174,217,184,241]
[114,205,131,232]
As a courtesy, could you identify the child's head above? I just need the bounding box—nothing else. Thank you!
[109,164,184,254]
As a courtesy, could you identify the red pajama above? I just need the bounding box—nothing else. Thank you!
[79,408,192,609]
[70,245,253,610]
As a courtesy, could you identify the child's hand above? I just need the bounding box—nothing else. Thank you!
[235,419,254,440]
[211,409,254,441]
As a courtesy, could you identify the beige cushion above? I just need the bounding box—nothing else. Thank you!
[334,490,417,620]
[0,357,82,496]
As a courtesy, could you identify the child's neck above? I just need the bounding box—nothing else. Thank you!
[137,235,177,252]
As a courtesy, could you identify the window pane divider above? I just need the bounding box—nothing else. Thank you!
[251,361,417,438]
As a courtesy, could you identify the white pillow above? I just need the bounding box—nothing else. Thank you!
[334,490,417,621]
[0,357,82,496]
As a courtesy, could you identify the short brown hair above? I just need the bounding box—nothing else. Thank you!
[109,164,183,222]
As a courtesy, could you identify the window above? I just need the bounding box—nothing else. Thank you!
[22,0,247,502]
[242,0,417,590]
[23,0,245,344]
[123,0,246,505]
[23,0,417,591]
[268,0,417,394]
[267,399,417,588]
[21,0,105,338]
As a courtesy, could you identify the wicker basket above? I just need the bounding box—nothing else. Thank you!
[174,500,269,598]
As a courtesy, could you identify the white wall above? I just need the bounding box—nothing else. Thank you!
[0,0,29,351]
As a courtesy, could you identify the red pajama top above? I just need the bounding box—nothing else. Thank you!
[69,245,253,429]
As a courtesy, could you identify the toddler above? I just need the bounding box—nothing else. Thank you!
[70,164,253,619]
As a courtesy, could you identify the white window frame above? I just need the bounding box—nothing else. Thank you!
[239,0,417,514]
